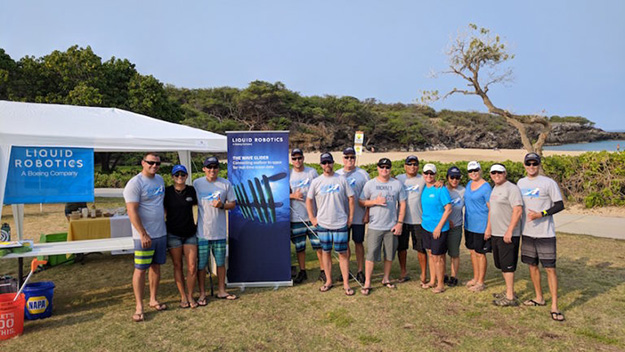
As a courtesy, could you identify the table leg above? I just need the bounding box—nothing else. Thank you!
[18,257,24,288]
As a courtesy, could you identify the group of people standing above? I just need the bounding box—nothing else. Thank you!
[290,148,565,322]
[123,153,237,323]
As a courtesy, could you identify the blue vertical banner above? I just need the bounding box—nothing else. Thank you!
[4,146,94,204]
[227,131,291,285]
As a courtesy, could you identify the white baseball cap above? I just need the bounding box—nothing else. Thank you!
[423,163,437,173]
[467,161,481,170]
[490,164,506,173]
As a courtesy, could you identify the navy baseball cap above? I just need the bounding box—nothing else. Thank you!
[405,155,419,164]
[172,165,188,175]
[343,147,356,155]
[524,153,541,164]
[377,158,392,167]
[291,148,303,156]
[446,166,461,177]
[203,156,219,167]
[320,153,334,163]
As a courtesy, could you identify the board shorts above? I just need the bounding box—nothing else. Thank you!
[492,236,520,273]
[198,238,227,268]
[290,221,321,252]
[521,235,556,268]
[398,223,426,253]
[366,229,398,262]
[134,236,167,270]
[316,225,349,253]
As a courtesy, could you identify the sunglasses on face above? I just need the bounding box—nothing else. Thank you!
[344,156,356,160]
[424,171,435,175]
[449,176,461,180]
[490,171,504,175]
[291,157,303,161]
[467,169,479,173]
[525,162,540,167]
[143,160,161,166]
[205,165,219,170]
[378,165,391,170]
[405,163,418,167]
[321,161,334,165]
[173,172,187,177]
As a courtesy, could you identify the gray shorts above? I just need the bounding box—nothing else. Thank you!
[521,235,556,268]
[446,226,463,258]
[366,229,398,262]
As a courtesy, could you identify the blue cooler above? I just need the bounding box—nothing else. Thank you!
[23,281,55,320]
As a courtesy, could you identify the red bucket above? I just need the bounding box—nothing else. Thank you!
[0,293,25,340]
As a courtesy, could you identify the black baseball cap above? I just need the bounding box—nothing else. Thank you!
[343,147,356,155]
[377,158,392,167]
[447,166,461,177]
[405,155,419,164]
[524,152,541,164]
[291,148,303,156]
[320,153,334,163]
[203,156,219,167]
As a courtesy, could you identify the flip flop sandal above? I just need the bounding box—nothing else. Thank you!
[432,287,446,294]
[381,282,397,289]
[149,302,168,311]
[469,283,485,292]
[551,311,565,322]
[217,293,238,300]
[179,301,190,309]
[132,313,144,322]
[344,288,355,296]
[197,297,208,306]
[465,280,477,287]
[360,287,372,296]
[189,300,199,309]
[420,282,434,289]
[319,284,334,292]
[523,299,546,306]
[397,276,411,283]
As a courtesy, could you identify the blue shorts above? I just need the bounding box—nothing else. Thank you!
[316,225,349,253]
[167,233,198,249]
[134,236,167,270]
[290,222,321,252]
[198,238,227,269]
[349,224,365,244]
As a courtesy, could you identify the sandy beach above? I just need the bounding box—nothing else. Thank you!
[304,148,585,166]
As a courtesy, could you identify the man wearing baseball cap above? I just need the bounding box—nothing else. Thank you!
[485,163,523,306]
[518,153,565,321]
[359,158,407,295]
[289,148,324,284]
[336,147,370,284]
[306,152,355,295]
[194,156,238,303]
[395,155,428,284]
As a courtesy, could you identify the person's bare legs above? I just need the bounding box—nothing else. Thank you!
[322,251,333,288]
[197,269,207,301]
[296,250,306,270]
[426,250,436,286]
[450,256,459,278]
[503,272,515,300]
[338,252,351,291]
[183,244,198,304]
[316,249,324,272]
[417,251,427,283]
[216,266,228,297]
[466,250,478,286]
[476,252,487,285]
[528,264,544,303]
[364,260,375,288]
[434,254,445,291]
[546,267,559,313]
[148,264,161,306]
[355,242,365,273]
[132,268,146,316]
[383,260,393,284]
[170,247,187,303]
[398,249,408,278]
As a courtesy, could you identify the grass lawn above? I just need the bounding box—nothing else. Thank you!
[1,204,625,351]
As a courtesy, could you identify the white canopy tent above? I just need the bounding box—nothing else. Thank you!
[0,100,227,237]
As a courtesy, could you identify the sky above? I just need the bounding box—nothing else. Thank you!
[1,1,624,131]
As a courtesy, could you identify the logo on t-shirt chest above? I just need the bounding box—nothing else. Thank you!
[405,184,420,193]
[521,188,541,198]
[321,184,340,194]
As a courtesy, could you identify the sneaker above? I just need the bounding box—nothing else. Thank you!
[293,270,307,284]
[291,265,297,278]
[493,296,519,307]
[443,275,449,284]
[492,291,518,300]
[447,277,458,287]
[356,271,365,285]
[318,270,327,282]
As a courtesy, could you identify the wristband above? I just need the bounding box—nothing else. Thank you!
[397,221,403,224]
[541,210,547,217]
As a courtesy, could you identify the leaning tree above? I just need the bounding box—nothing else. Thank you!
[423,24,551,155]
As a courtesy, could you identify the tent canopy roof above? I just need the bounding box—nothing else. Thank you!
[0,100,226,152]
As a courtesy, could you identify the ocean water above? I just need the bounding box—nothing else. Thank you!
[544,140,625,151]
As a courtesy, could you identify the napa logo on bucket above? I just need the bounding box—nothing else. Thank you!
[26,296,48,314]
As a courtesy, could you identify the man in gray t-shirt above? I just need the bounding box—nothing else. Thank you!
[359,158,406,295]
[123,152,167,322]
[485,163,523,307]
[288,148,322,284]
[518,153,565,321]
[335,147,370,284]
[306,153,355,295]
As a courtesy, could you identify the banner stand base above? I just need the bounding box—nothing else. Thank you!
[227,281,293,291]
